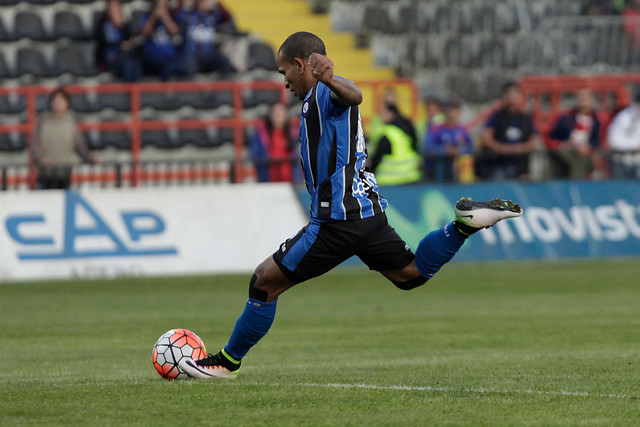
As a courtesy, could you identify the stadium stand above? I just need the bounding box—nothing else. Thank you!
[2,0,640,189]
[330,0,640,102]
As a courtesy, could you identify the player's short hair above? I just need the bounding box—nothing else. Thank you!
[278,32,326,62]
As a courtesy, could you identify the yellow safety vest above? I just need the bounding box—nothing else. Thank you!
[374,125,422,186]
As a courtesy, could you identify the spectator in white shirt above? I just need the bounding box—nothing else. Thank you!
[607,94,640,179]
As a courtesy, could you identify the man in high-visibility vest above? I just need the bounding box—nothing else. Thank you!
[369,102,422,186]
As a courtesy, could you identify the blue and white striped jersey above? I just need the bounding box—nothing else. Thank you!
[299,80,388,220]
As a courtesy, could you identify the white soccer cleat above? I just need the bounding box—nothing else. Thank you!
[454,197,523,229]
[179,351,240,379]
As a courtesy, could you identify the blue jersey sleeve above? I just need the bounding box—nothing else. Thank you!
[316,80,349,118]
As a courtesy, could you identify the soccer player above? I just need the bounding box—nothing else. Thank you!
[180,32,523,379]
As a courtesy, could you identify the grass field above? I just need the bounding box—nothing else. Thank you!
[1,259,638,426]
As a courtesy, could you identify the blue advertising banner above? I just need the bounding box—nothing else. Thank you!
[297,180,640,262]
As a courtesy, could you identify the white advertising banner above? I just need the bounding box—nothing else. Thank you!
[0,184,308,281]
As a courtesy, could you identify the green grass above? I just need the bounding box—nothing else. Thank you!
[1,259,639,426]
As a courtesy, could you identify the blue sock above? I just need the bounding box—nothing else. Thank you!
[414,222,466,279]
[224,298,277,361]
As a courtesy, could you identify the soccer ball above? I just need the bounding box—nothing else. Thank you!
[152,329,207,380]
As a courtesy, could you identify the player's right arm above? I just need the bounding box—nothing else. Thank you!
[308,53,362,106]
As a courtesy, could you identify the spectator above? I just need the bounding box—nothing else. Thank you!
[369,101,422,186]
[421,95,446,139]
[249,102,298,183]
[95,0,143,82]
[582,0,621,15]
[547,89,603,180]
[140,0,183,81]
[478,82,537,180]
[30,88,98,190]
[367,88,417,153]
[423,99,474,183]
[607,93,640,179]
[176,0,233,78]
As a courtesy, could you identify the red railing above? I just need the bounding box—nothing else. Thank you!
[0,78,419,189]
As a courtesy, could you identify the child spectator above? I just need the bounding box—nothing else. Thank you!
[547,89,603,180]
[423,99,474,183]
[95,0,143,82]
[424,96,446,132]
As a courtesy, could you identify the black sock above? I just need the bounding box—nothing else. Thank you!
[453,220,480,237]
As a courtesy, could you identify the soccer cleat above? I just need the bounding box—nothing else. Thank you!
[179,350,241,379]
[454,197,523,229]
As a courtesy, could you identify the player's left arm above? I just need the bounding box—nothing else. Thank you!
[308,53,362,106]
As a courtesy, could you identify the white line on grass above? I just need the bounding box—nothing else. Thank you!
[239,381,637,400]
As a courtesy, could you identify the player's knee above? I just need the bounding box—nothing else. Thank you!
[392,276,428,291]
[248,273,269,302]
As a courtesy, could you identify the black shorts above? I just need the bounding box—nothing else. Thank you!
[273,212,415,284]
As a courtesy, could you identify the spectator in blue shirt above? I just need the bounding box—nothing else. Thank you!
[140,0,182,81]
[423,99,473,182]
[176,0,233,78]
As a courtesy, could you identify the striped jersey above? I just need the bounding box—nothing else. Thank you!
[299,80,388,220]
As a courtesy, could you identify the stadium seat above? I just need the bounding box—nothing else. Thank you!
[217,128,234,145]
[501,36,520,69]
[459,35,482,69]
[53,11,89,40]
[415,1,439,33]
[0,51,17,79]
[69,93,102,113]
[494,3,519,33]
[361,4,394,34]
[140,92,183,111]
[0,133,27,151]
[98,93,131,112]
[247,41,278,71]
[179,128,209,147]
[0,17,17,42]
[442,34,461,68]
[53,46,97,77]
[398,5,417,33]
[181,127,233,148]
[179,90,234,110]
[83,130,106,150]
[0,94,26,114]
[189,127,233,148]
[101,130,131,149]
[424,35,447,69]
[457,3,474,34]
[15,12,51,41]
[142,130,175,149]
[16,48,52,78]
[23,0,56,4]
[242,89,280,109]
